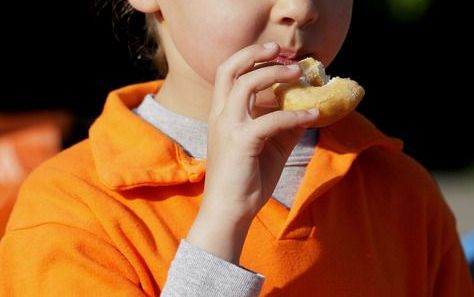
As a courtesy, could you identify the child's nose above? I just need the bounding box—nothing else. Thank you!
[272,0,319,29]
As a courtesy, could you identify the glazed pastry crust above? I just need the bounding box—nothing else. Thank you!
[297,58,329,87]
[273,58,365,127]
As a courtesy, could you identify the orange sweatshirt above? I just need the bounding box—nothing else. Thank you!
[1,81,472,296]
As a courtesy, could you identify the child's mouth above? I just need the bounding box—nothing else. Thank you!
[271,52,314,65]
[254,53,312,70]
[271,56,299,65]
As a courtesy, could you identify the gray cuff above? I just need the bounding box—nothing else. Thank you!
[161,239,265,297]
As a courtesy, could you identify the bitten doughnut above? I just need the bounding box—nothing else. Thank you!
[273,58,365,127]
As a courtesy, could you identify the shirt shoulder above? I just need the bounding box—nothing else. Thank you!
[6,139,110,232]
[355,146,457,244]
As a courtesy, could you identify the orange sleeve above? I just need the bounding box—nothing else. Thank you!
[432,234,474,297]
[427,188,474,296]
[0,165,152,297]
[0,223,148,296]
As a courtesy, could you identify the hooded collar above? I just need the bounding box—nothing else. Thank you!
[89,79,402,193]
[89,81,206,191]
[89,80,403,239]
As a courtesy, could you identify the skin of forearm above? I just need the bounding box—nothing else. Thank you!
[185,201,254,265]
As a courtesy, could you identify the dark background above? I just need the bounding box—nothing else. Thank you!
[1,0,472,171]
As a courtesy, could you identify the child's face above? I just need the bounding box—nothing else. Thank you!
[157,0,353,84]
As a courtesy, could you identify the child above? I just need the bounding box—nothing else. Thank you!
[1,0,473,296]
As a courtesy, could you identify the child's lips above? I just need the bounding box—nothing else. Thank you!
[271,56,299,65]
[270,52,314,65]
[253,53,312,69]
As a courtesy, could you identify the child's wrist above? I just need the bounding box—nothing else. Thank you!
[200,192,261,223]
[186,204,254,264]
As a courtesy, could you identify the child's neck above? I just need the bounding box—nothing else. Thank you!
[153,71,278,123]
[153,71,213,122]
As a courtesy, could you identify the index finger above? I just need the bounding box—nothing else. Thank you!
[211,42,281,118]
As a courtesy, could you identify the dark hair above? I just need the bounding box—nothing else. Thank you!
[94,0,168,78]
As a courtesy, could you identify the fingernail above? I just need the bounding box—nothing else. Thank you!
[263,42,277,49]
[286,64,300,71]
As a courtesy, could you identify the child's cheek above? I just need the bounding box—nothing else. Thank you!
[169,1,266,83]
[180,22,258,84]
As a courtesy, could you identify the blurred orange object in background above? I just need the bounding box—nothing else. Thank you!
[0,111,72,238]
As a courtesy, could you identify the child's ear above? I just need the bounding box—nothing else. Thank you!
[128,0,160,13]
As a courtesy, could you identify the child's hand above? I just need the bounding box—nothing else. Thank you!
[203,42,319,223]
[186,43,319,263]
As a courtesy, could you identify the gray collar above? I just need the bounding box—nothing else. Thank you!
[132,94,317,164]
